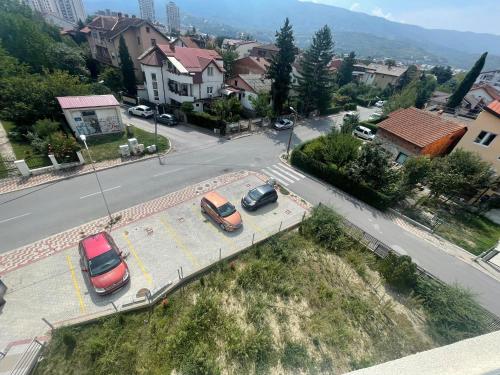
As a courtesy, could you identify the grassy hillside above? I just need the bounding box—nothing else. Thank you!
[35,207,493,375]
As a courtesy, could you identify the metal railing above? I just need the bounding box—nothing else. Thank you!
[9,339,45,375]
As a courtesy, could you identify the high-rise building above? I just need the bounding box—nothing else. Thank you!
[21,0,86,25]
[166,1,180,33]
[138,0,155,22]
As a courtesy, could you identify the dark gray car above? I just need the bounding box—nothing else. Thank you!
[241,184,278,211]
[156,113,178,126]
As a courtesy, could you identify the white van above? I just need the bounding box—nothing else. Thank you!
[352,125,375,141]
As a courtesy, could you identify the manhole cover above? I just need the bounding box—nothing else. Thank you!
[285,209,291,215]
[213,180,218,184]
[205,183,210,187]
[178,217,185,223]
[197,186,203,190]
[136,288,151,299]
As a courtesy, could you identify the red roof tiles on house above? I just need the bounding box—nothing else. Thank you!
[486,100,500,117]
[57,95,120,109]
[378,107,466,148]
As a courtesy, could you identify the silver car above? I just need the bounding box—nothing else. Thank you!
[274,118,294,130]
[128,105,154,118]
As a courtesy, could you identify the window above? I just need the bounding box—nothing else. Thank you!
[151,38,156,46]
[151,73,157,80]
[146,26,150,33]
[395,152,408,165]
[234,80,238,86]
[137,37,141,45]
[474,131,497,146]
[207,86,213,94]
[207,67,214,76]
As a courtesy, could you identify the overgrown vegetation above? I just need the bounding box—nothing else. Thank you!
[35,206,493,375]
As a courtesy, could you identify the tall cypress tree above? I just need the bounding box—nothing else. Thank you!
[119,35,137,96]
[297,25,335,114]
[337,51,355,87]
[447,52,487,108]
[267,18,296,114]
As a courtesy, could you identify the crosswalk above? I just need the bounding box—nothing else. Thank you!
[261,163,305,187]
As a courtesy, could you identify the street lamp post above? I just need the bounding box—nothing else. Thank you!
[154,104,158,152]
[286,106,298,156]
[80,134,113,223]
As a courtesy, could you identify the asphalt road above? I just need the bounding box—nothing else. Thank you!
[1,107,499,316]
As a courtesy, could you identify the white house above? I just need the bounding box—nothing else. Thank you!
[139,44,225,112]
[221,39,261,58]
[56,95,124,137]
[476,70,500,91]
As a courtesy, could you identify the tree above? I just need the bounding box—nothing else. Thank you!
[341,113,359,134]
[212,97,242,122]
[337,51,355,87]
[221,48,238,80]
[249,92,273,118]
[48,43,88,76]
[385,59,396,69]
[384,74,436,114]
[118,35,137,96]
[402,156,431,188]
[379,253,417,291]
[430,65,453,85]
[447,52,487,109]
[180,102,194,114]
[214,36,227,48]
[349,142,396,190]
[296,25,335,114]
[267,18,297,114]
[323,131,361,168]
[395,65,418,92]
[427,149,495,199]
[98,67,123,93]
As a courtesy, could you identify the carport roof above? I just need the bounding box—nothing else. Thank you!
[57,95,120,109]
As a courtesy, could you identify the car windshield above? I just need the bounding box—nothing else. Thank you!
[88,250,121,276]
[218,202,236,217]
[248,188,264,201]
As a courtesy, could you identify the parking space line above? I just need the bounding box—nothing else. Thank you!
[228,193,264,234]
[159,217,201,268]
[122,233,153,286]
[190,205,237,251]
[66,255,87,314]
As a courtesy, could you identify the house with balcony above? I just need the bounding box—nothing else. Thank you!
[82,14,170,81]
[139,44,225,111]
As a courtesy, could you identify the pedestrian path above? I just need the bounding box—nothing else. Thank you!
[261,163,305,186]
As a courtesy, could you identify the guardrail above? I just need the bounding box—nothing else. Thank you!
[8,339,45,375]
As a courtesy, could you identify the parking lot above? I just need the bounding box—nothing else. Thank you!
[0,173,308,348]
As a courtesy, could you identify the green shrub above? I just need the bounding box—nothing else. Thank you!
[302,137,327,162]
[62,331,76,353]
[323,132,361,167]
[291,148,394,210]
[180,102,194,114]
[378,252,418,291]
[321,106,342,115]
[187,112,224,133]
[415,279,491,344]
[33,119,60,138]
[344,103,357,111]
[47,132,81,162]
[301,205,346,251]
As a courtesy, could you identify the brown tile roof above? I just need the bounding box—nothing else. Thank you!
[486,100,500,117]
[179,36,199,48]
[254,43,279,52]
[378,107,466,148]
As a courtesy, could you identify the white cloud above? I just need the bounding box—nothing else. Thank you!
[349,2,360,11]
[371,7,393,20]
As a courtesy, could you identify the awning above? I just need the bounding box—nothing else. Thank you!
[167,56,189,74]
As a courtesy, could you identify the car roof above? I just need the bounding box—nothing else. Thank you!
[203,191,229,207]
[254,184,275,194]
[80,232,113,259]
[137,105,150,109]
[357,125,371,132]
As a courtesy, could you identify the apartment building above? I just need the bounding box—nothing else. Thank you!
[138,0,155,22]
[166,1,180,33]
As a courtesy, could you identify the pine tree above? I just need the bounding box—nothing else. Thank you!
[447,52,487,109]
[119,35,137,96]
[337,51,355,87]
[267,18,296,114]
[296,25,335,114]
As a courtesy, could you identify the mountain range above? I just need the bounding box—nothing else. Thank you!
[83,0,500,70]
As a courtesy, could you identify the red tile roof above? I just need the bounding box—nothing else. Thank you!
[57,95,120,109]
[486,100,500,117]
[378,107,466,148]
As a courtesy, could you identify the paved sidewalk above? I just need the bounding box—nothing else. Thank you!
[0,121,15,161]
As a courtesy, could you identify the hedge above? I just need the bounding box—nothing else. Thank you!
[187,112,225,134]
[344,103,357,111]
[355,97,377,107]
[358,121,379,134]
[290,147,394,210]
[320,106,343,115]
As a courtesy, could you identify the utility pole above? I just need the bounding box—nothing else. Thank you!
[154,103,158,152]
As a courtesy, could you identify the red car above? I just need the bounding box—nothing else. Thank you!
[79,232,129,295]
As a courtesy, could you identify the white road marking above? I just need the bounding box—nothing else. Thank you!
[262,168,289,186]
[273,164,302,181]
[0,212,32,224]
[277,163,305,178]
[266,166,295,183]
[79,185,121,200]
[153,167,185,178]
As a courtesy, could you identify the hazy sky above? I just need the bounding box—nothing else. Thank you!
[301,0,500,35]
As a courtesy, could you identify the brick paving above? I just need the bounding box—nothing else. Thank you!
[0,170,251,275]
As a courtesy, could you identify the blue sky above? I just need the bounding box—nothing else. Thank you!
[301,0,500,35]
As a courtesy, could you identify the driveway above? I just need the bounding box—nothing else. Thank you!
[0,172,307,349]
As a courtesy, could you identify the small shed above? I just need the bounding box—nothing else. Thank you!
[57,95,124,137]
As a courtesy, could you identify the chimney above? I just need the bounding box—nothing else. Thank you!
[117,12,122,18]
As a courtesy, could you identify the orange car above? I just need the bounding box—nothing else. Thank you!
[201,191,242,231]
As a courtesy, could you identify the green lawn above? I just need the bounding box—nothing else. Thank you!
[83,127,170,163]
[0,154,7,178]
[2,121,51,169]
[434,210,500,255]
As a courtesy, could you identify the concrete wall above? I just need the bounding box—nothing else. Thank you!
[372,73,399,89]
[376,129,421,160]
[454,110,500,174]
[63,106,124,137]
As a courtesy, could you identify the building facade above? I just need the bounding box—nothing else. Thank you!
[455,100,500,174]
[166,1,180,33]
[83,15,170,81]
[140,44,224,111]
[138,0,155,22]
[222,39,261,59]
[22,0,86,25]
[476,70,500,91]
[353,63,408,89]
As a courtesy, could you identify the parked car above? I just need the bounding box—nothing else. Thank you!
[128,105,154,118]
[156,113,177,126]
[79,232,129,295]
[352,125,375,141]
[241,183,278,211]
[343,111,358,120]
[201,191,242,231]
[274,118,294,130]
[368,112,383,121]
[375,100,386,108]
